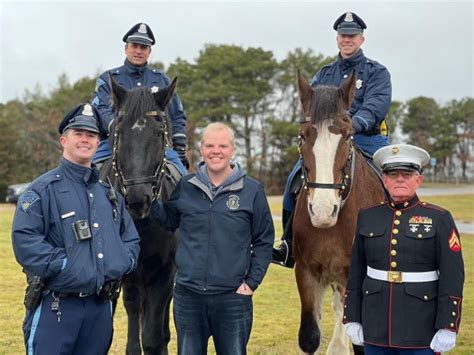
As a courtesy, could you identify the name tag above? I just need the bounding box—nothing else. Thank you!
[61,211,76,219]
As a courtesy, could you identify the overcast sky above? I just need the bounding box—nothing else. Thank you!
[1,0,472,104]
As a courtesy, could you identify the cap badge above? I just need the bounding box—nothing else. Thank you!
[82,104,94,116]
[391,146,400,155]
[344,12,354,22]
[138,23,147,34]
[448,229,461,252]
[355,79,363,89]
[151,86,159,94]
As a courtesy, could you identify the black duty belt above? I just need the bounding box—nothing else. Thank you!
[48,291,93,298]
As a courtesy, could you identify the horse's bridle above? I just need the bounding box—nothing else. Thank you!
[111,109,171,201]
[298,117,356,210]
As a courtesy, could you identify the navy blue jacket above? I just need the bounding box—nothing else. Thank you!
[343,195,464,348]
[92,59,187,146]
[12,158,140,294]
[151,163,274,294]
[310,49,391,156]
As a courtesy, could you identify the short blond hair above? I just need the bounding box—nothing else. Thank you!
[201,122,235,148]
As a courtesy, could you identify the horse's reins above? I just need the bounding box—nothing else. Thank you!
[298,116,356,210]
[112,109,171,200]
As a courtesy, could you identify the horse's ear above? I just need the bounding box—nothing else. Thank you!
[339,70,356,110]
[154,77,178,109]
[109,73,127,108]
[297,70,312,117]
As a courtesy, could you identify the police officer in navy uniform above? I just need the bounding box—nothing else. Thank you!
[92,22,188,174]
[12,103,140,354]
[343,144,464,354]
[273,11,392,267]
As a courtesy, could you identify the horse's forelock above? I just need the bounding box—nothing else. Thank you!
[310,86,342,126]
[121,88,158,127]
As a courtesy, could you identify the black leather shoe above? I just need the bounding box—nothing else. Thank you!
[272,240,295,268]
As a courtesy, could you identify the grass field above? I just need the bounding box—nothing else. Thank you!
[1,193,472,354]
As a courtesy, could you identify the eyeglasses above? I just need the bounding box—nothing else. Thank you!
[385,171,419,179]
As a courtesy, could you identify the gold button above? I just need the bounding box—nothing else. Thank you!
[391,261,397,268]
[369,232,374,236]
[395,211,402,216]
[417,234,423,238]
[394,220,400,225]
[392,228,399,234]
[424,295,428,300]
[454,301,458,305]
[450,323,454,327]
[391,250,397,256]
[391,239,398,245]
[452,312,456,316]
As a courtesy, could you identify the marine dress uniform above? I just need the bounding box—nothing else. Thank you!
[91,23,188,172]
[343,144,464,354]
[12,104,140,355]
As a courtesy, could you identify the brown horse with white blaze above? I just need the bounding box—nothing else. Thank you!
[293,71,384,354]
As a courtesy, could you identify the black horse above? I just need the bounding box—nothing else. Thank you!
[101,76,179,354]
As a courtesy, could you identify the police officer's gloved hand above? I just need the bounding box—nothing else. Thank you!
[344,322,364,346]
[173,140,189,169]
[351,118,364,135]
[430,329,457,352]
[107,119,115,134]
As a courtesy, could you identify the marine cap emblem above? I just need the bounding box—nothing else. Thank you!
[344,12,354,22]
[391,146,400,155]
[226,194,240,210]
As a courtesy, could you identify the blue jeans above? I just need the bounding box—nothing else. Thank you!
[365,344,436,355]
[173,283,253,355]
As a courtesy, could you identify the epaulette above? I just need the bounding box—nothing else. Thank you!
[419,201,447,213]
[359,200,386,212]
[29,169,63,193]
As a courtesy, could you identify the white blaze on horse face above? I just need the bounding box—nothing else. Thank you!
[131,117,147,131]
[307,121,342,228]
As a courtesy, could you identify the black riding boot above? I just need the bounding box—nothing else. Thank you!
[272,209,295,268]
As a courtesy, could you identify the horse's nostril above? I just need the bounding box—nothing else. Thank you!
[309,203,314,215]
[331,204,338,217]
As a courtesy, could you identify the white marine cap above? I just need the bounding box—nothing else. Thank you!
[373,144,430,173]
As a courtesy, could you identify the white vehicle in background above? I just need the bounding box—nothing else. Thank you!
[5,183,30,204]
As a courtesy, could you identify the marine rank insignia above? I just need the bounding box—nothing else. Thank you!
[448,229,461,252]
[226,194,240,210]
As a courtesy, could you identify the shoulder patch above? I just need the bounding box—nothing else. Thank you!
[18,191,40,212]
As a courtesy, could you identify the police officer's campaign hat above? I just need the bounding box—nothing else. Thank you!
[333,12,367,35]
[123,23,155,46]
[373,144,430,174]
[58,103,102,135]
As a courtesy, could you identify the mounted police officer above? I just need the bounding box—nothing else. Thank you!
[12,103,140,354]
[92,22,188,174]
[344,144,464,354]
[273,11,392,267]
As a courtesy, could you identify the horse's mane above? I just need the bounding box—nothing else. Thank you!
[310,85,342,126]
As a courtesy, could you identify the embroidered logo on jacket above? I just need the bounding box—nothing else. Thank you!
[448,229,461,252]
[18,191,40,212]
[226,194,240,210]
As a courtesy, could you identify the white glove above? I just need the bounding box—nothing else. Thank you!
[430,329,456,352]
[344,322,364,346]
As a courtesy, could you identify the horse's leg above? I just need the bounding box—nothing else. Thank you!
[123,282,142,355]
[141,265,174,355]
[327,284,351,355]
[296,264,327,354]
